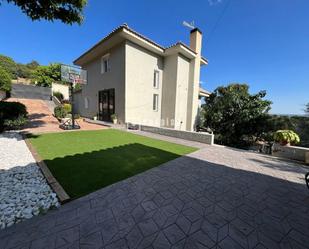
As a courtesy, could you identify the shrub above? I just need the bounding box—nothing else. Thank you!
[74,83,82,92]
[53,91,64,102]
[63,103,72,113]
[111,113,117,120]
[32,63,62,87]
[0,101,27,119]
[0,101,28,132]
[54,106,67,119]
[61,99,70,104]
[3,116,28,130]
[0,66,12,92]
[273,130,300,145]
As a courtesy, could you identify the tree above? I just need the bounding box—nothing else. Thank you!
[202,84,272,147]
[26,60,39,70]
[305,103,309,115]
[16,60,40,78]
[0,66,12,92]
[17,63,31,78]
[32,63,62,87]
[3,0,87,25]
[0,54,17,79]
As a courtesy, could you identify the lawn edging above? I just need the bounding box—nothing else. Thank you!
[22,133,70,204]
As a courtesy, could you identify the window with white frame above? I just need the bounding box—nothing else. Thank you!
[153,70,159,88]
[101,54,110,74]
[153,94,159,111]
[84,97,89,109]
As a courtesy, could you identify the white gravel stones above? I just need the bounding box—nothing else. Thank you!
[0,132,60,229]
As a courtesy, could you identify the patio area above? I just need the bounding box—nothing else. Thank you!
[1,133,309,249]
[6,98,106,134]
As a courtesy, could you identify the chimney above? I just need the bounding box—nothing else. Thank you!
[190,28,202,55]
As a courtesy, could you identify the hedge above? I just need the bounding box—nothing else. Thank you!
[0,101,28,132]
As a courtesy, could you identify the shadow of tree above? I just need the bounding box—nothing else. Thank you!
[28,113,48,120]
[248,156,308,175]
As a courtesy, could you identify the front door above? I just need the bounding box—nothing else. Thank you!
[98,89,115,121]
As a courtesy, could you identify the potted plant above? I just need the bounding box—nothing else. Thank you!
[111,113,117,124]
[273,130,300,146]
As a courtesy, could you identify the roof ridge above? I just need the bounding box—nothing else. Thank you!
[74,24,208,64]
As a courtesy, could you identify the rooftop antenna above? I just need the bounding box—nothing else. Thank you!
[182,21,195,30]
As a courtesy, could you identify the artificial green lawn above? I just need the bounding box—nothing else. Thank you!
[29,129,197,198]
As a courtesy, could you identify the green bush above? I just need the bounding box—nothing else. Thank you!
[53,91,64,102]
[0,55,17,79]
[0,66,12,92]
[54,106,67,119]
[3,116,28,130]
[273,130,300,145]
[32,63,62,87]
[63,103,72,113]
[0,101,28,132]
[0,101,27,119]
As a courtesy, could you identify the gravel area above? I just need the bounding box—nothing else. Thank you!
[0,132,60,229]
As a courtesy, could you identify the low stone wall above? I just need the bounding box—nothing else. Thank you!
[140,125,214,145]
[272,143,309,164]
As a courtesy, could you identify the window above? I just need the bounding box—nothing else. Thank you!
[84,97,89,109]
[101,54,110,74]
[153,94,159,111]
[153,70,159,88]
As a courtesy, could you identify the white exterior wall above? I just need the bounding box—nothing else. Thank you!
[125,41,163,127]
[52,83,70,100]
[74,43,126,122]
[174,55,190,131]
[161,54,177,128]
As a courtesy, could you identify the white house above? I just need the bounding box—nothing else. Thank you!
[73,24,209,131]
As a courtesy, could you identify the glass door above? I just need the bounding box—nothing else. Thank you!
[98,89,115,121]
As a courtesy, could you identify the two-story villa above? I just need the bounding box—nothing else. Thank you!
[73,24,208,131]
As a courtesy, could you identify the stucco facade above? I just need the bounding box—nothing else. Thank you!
[74,24,208,131]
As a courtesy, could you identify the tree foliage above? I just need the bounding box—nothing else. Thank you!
[32,63,62,87]
[202,84,272,147]
[16,60,39,78]
[26,60,39,70]
[305,103,309,115]
[0,55,40,79]
[0,66,12,92]
[0,54,17,79]
[4,0,87,25]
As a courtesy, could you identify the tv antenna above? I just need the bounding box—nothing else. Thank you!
[182,21,195,30]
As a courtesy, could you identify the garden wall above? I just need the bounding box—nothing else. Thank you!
[140,125,214,145]
[52,83,69,100]
[272,143,309,164]
[11,84,51,100]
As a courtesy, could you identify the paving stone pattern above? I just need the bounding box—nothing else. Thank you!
[1,135,309,249]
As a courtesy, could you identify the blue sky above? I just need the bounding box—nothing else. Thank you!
[0,0,308,114]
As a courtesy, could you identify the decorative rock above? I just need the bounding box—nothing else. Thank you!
[0,132,60,229]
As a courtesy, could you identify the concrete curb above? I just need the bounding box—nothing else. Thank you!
[22,134,70,204]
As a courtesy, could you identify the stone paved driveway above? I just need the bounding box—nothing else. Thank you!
[1,136,309,249]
